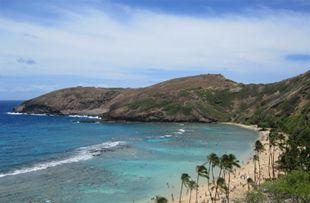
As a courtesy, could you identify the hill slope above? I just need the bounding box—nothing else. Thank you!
[14,71,310,133]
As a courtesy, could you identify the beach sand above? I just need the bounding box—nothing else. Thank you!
[168,123,281,203]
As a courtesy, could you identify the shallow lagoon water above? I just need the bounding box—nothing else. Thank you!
[0,101,259,203]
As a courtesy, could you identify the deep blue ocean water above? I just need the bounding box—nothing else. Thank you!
[0,100,259,203]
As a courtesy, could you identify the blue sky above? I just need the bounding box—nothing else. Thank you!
[1,0,310,100]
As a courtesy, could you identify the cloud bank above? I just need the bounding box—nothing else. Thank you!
[0,2,310,99]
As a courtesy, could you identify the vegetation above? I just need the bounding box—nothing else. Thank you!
[179,173,190,203]
[176,122,310,203]
[125,73,310,202]
[162,103,182,115]
[153,195,168,203]
[196,165,209,203]
[187,180,198,203]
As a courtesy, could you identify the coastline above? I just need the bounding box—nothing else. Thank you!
[172,122,275,203]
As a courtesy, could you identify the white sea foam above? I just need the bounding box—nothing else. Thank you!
[151,135,173,139]
[30,113,47,116]
[173,129,185,135]
[7,112,26,115]
[0,141,125,178]
[7,112,47,116]
[68,115,101,119]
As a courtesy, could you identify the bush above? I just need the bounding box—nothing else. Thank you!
[182,104,193,116]
[128,100,143,110]
[196,103,218,118]
[272,170,310,202]
[178,89,191,97]
[240,102,248,111]
[244,191,267,203]
[163,103,182,115]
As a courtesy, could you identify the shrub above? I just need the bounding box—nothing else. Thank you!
[182,104,193,116]
[240,102,248,111]
[179,89,190,97]
[163,103,182,115]
[153,93,164,97]
[153,100,173,108]
[244,191,267,203]
[196,103,218,118]
[128,101,143,110]
[127,98,154,111]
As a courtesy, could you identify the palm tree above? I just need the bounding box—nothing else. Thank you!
[255,140,265,186]
[187,180,198,203]
[214,154,229,202]
[211,177,227,203]
[206,153,219,198]
[270,131,278,179]
[243,178,255,191]
[154,195,168,203]
[252,154,259,184]
[226,154,240,202]
[196,165,209,203]
[179,173,190,203]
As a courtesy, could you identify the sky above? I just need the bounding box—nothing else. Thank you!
[0,0,310,100]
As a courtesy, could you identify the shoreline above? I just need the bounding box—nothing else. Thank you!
[172,122,274,203]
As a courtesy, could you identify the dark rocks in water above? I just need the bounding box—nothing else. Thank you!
[90,145,131,157]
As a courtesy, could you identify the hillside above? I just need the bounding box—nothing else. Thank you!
[14,71,310,134]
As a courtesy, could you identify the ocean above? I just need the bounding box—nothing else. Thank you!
[0,100,259,203]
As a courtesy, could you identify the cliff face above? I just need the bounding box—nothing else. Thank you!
[14,72,310,127]
[13,87,127,116]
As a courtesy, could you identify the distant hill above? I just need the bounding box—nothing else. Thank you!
[14,71,310,135]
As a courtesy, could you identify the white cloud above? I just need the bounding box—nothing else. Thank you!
[0,5,310,81]
[11,84,59,92]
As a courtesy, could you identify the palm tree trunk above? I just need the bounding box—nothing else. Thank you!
[254,159,256,184]
[214,168,222,203]
[272,146,275,179]
[208,163,212,198]
[196,175,199,203]
[227,172,230,203]
[179,183,183,203]
[212,165,215,202]
[189,189,192,203]
[268,145,271,178]
[258,155,261,186]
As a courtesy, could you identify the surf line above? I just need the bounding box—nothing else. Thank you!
[0,141,125,178]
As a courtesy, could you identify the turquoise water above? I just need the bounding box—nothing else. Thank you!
[0,101,259,203]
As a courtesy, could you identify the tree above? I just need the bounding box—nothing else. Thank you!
[187,180,198,203]
[211,177,227,203]
[225,154,240,202]
[196,165,209,203]
[258,122,268,131]
[254,140,265,186]
[245,190,267,203]
[154,195,168,203]
[272,170,310,202]
[179,173,190,203]
[206,153,219,198]
[252,155,259,184]
[243,178,255,191]
[214,154,229,202]
[270,130,282,179]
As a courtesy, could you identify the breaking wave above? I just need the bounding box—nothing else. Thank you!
[0,141,126,178]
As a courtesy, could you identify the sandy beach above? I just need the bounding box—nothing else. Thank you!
[168,123,281,203]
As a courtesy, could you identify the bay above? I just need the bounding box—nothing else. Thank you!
[0,101,258,203]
